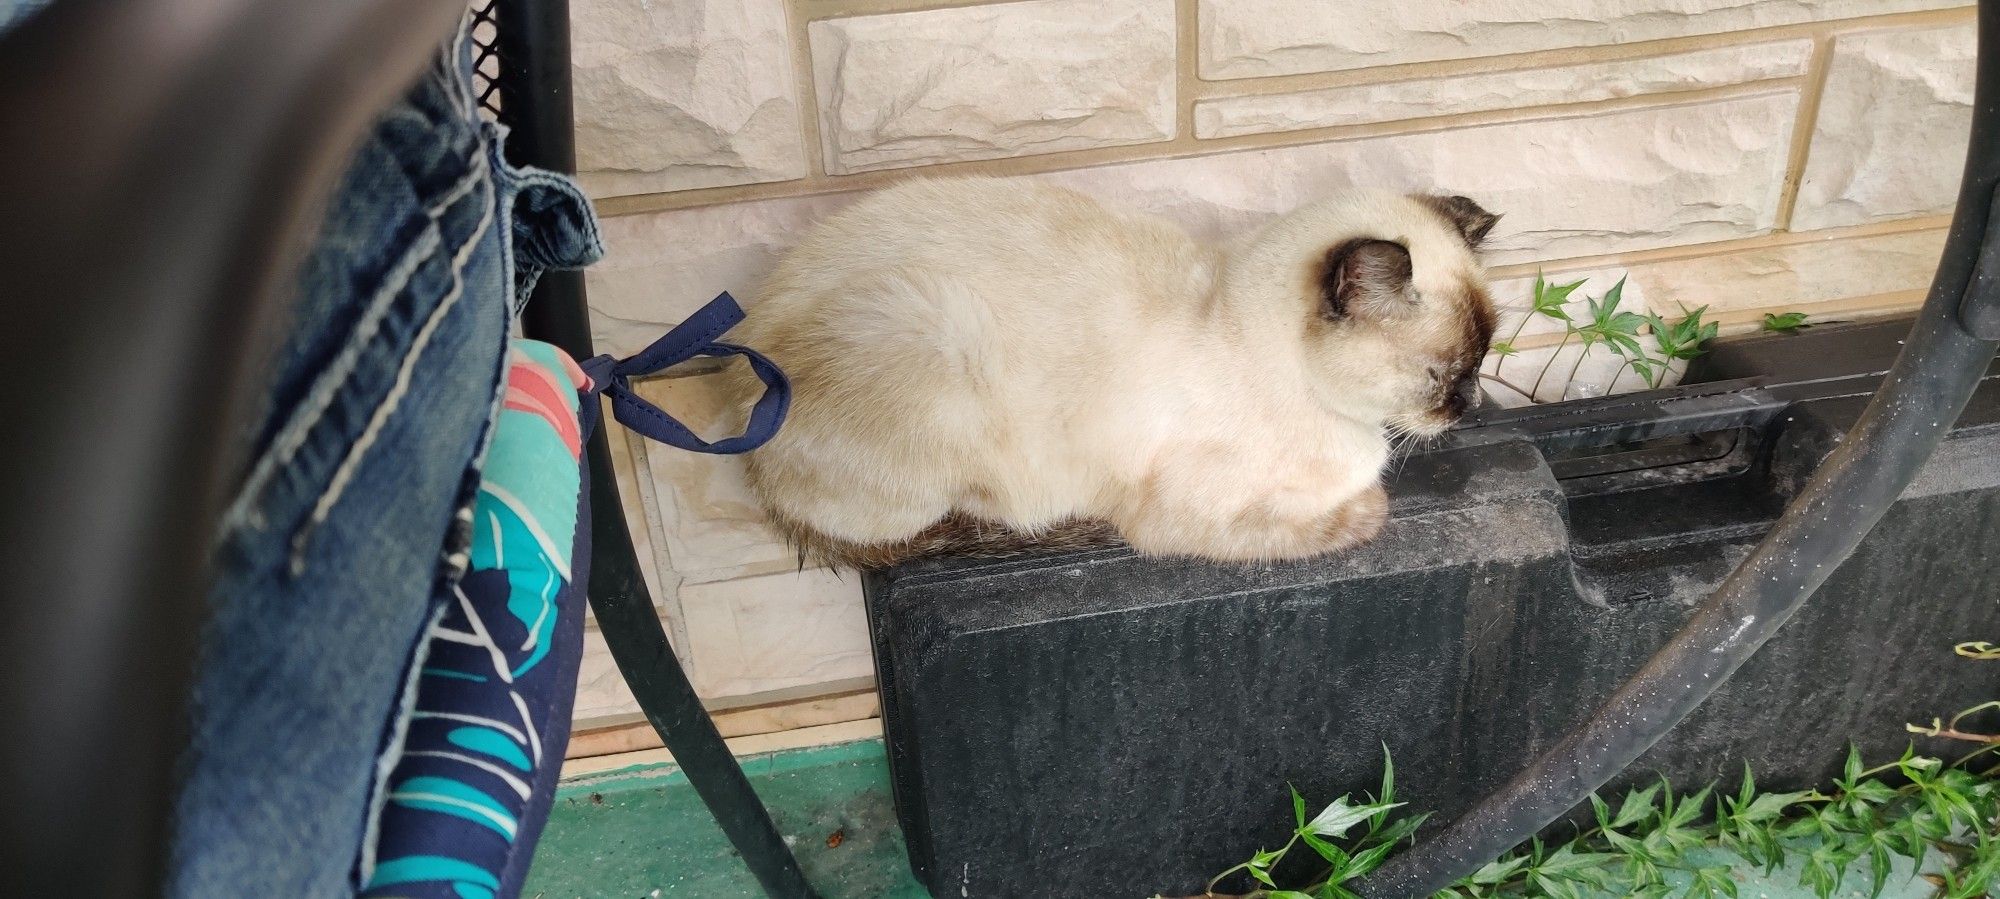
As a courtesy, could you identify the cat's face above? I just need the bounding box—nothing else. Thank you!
[1301,194,1500,437]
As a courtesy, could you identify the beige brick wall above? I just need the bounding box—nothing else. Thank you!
[562,0,1976,747]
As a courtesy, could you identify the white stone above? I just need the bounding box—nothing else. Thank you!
[1195,41,1813,138]
[1035,91,1801,265]
[808,0,1176,173]
[573,622,882,721]
[572,623,643,721]
[1481,339,1679,407]
[591,92,1801,339]
[679,569,872,700]
[1492,228,1946,320]
[1200,0,1967,80]
[1792,23,1975,230]
[588,192,857,357]
[571,0,805,197]
[600,422,672,618]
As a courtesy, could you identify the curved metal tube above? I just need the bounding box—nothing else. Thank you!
[1359,3,2000,895]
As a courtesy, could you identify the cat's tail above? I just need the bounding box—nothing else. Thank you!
[767,511,1124,571]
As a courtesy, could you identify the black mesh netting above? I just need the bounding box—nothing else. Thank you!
[469,0,502,123]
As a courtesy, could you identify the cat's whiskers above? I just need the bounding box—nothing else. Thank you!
[1380,417,1449,480]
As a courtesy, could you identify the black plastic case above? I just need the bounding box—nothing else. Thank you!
[863,318,2000,898]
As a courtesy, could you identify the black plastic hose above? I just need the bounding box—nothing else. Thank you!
[1357,4,2000,896]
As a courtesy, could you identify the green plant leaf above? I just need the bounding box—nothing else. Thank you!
[1605,827,1647,857]
[1850,780,1898,806]
[1929,780,1982,828]
[1300,830,1349,867]
[1601,276,1629,315]
[1536,846,1623,875]
[1293,784,1308,830]
[1466,856,1527,885]
[1763,311,1811,333]
[1604,331,1647,359]
[1646,305,1718,368]
[1915,807,1952,841]
[1591,793,1614,831]
[1344,840,1399,880]
[1633,357,1662,389]
[1532,274,1585,322]
[1671,785,1712,831]
[1370,812,1430,850]
[1740,790,1813,823]
[1780,815,1822,840]
[1688,865,1739,899]
[1532,873,1584,899]
[1867,840,1893,899]
[1801,844,1848,899]
[1375,744,1398,822]
[1644,312,1673,342]
[1615,784,1664,829]
[1307,796,1398,839]
[1626,850,1664,889]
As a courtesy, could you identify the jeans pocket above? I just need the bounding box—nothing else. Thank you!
[492,135,605,312]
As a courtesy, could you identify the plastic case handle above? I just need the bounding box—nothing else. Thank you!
[1446,378,1788,458]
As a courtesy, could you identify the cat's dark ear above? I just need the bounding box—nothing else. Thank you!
[1418,194,1501,248]
[1320,238,1413,321]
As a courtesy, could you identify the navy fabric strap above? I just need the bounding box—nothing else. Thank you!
[579,292,790,455]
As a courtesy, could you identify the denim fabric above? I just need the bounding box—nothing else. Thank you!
[168,13,602,899]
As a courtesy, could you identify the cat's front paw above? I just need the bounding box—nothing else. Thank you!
[1313,484,1388,554]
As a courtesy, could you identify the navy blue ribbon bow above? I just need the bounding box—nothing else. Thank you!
[579,292,790,455]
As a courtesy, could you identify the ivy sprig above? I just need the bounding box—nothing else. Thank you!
[1485,275,1722,404]
[1641,306,1720,389]
[1198,747,1427,899]
[1194,742,2000,899]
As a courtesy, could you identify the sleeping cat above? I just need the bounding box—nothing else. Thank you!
[724,176,1499,568]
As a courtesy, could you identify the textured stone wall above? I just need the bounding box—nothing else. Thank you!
[561,0,1976,747]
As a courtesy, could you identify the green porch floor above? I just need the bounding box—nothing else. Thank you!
[523,737,1962,899]
[523,738,928,899]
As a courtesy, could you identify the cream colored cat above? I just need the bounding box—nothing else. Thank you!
[726,176,1499,568]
